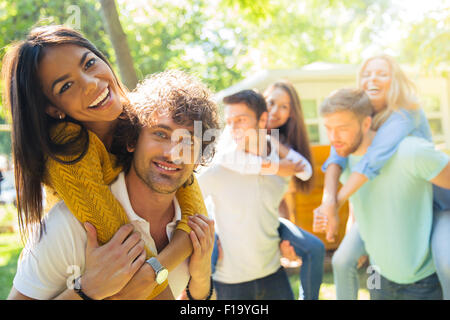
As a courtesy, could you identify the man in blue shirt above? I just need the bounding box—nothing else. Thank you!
[320,88,450,300]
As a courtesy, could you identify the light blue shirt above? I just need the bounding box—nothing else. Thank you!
[340,136,449,284]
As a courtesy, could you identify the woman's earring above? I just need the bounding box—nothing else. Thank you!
[59,114,64,120]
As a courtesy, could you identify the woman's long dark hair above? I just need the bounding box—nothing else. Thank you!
[264,81,314,193]
[1,25,126,241]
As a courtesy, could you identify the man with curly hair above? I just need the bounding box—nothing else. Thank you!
[10,70,220,300]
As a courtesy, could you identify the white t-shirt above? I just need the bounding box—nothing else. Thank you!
[13,172,189,299]
[197,143,289,284]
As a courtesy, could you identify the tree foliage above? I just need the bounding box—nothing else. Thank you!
[217,0,396,70]
[399,5,450,75]
[116,0,245,92]
[0,0,112,61]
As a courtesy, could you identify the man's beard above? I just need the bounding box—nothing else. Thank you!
[132,159,190,194]
[334,130,364,158]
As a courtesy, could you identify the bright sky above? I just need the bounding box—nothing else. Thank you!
[361,0,448,59]
[392,0,448,21]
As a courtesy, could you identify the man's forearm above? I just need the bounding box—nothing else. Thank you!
[153,285,175,300]
[106,230,192,300]
[336,172,368,208]
[188,272,214,300]
[322,163,342,204]
[157,229,193,272]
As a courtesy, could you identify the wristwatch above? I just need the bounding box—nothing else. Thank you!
[73,276,94,300]
[146,257,169,285]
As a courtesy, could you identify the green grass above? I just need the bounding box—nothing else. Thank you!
[0,232,22,299]
[0,204,22,299]
[0,204,17,229]
[288,265,370,300]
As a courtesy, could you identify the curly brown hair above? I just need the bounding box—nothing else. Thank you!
[111,69,221,173]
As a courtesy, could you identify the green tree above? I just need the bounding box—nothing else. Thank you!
[216,0,396,70]
[399,6,450,75]
[99,0,138,89]
[0,0,113,61]
[116,0,245,92]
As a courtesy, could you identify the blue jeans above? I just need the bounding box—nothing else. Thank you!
[213,267,294,300]
[277,217,325,300]
[431,209,450,299]
[211,218,325,300]
[433,185,450,211]
[369,272,442,300]
[211,233,220,275]
[331,223,367,300]
[332,209,450,300]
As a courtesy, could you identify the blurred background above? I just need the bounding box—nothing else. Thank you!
[0,0,448,299]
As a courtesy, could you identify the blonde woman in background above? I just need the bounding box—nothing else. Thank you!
[316,54,450,299]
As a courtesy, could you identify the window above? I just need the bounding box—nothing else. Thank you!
[307,124,320,144]
[429,119,444,137]
[301,99,320,144]
[422,96,441,113]
[302,99,318,120]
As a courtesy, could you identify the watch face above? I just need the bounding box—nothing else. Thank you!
[156,268,169,284]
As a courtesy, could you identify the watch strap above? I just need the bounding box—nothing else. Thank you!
[74,276,94,300]
[146,257,164,273]
[146,257,168,284]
